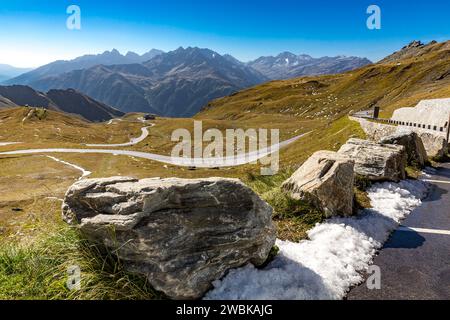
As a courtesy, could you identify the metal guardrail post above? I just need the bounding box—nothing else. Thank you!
[373,106,380,119]
[446,114,450,142]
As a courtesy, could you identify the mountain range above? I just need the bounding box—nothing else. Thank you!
[248,52,371,80]
[0,64,33,83]
[0,85,123,122]
[200,40,450,122]
[5,49,164,86]
[4,48,371,117]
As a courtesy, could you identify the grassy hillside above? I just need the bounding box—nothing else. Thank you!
[0,40,448,300]
[198,40,450,120]
[2,40,448,242]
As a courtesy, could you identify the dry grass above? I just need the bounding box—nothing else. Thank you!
[1,40,448,299]
[0,156,162,300]
[243,172,326,242]
[0,107,366,245]
[199,41,450,123]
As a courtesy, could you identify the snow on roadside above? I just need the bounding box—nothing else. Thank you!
[205,179,429,300]
[47,156,92,179]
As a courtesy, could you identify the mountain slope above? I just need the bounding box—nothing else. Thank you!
[46,89,125,122]
[5,47,371,117]
[196,40,449,168]
[199,40,450,121]
[141,47,268,116]
[16,47,268,117]
[0,85,55,108]
[248,52,372,80]
[0,85,124,122]
[380,40,440,63]
[0,95,19,109]
[5,49,164,86]
[32,65,158,114]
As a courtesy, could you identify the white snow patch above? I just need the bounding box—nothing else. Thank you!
[205,179,429,300]
[47,156,92,179]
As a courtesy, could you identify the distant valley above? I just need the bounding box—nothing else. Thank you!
[0,64,33,83]
[4,47,371,117]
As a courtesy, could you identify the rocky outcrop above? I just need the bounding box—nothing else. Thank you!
[281,151,355,217]
[338,139,407,182]
[62,176,276,300]
[380,131,428,167]
[352,117,448,160]
[417,132,448,160]
[352,117,398,142]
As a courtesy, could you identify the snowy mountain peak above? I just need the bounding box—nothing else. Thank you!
[248,52,371,80]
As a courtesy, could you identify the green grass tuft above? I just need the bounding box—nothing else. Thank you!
[244,171,326,242]
[0,225,163,300]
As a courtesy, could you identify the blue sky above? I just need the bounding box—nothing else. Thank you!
[0,0,449,67]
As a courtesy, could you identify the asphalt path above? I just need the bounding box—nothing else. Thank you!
[0,129,310,168]
[347,163,450,299]
[85,125,153,147]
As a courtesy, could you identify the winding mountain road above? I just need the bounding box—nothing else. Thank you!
[0,125,310,168]
[47,156,92,179]
[0,142,20,146]
[85,125,153,147]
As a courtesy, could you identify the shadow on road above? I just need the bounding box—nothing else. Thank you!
[384,228,426,249]
[427,163,450,179]
[422,184,448,203]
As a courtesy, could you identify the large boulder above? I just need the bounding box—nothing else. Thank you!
[351,116,448,161]
[338,138,407,182]
[62,176,276,300]
[281,151,355,217]
[380,130,428,167]
[417,132,448,160]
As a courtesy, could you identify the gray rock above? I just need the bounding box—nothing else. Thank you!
[380,130,428,167]
[281,151,355,217]
[62,176,276,300]
[417,132,448,160]
[338,138,407,182]
[352,117,398,142]
[352,117,448,160]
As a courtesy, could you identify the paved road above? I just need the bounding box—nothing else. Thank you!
[85,125,153,147]
[0,133,308,168]
[0,142,20,146]
[347,163,450,300]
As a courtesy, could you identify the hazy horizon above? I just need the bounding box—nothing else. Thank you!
[1,46,377,70]
[1,0,449,68]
